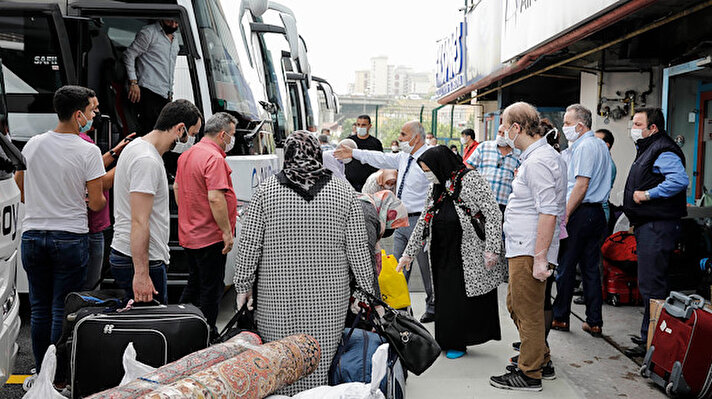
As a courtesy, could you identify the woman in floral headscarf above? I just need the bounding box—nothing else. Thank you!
[356,190,409,295]
[399,145,504,359]
[234,131,377,394]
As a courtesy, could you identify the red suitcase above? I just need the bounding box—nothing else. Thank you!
[641,292,712,398]
[602,259,642,306]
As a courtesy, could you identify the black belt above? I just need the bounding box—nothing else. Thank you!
[579,202,603,208]
[408,212,421,217]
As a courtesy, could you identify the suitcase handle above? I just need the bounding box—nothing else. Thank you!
[664,292,703,319]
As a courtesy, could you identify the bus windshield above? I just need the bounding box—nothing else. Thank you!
[194,0,259,120]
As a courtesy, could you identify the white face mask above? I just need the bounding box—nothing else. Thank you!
[224,133,235,153]
[356,127,368,137]
[504,124,518,149]
[562,124,580,142]
[399,137,415,154]
[631,128,644,143]
[171,128,195,153]
[341,157,352,164]
[495,135,508,147]
[391,145,399,152]
[423,170,439,185]
[460,137,467,145]
[427,138,437,146]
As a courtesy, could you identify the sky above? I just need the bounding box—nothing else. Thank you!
[279,0,466,94]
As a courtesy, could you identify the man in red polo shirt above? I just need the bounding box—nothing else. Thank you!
[174,112,238,337]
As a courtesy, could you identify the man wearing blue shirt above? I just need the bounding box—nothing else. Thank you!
[552,104,611,337]
[622,108,688,357]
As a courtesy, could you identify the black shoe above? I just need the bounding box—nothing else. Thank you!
[512,341,521,352]
[624,344,647,358]
[573,296,585,305]
[419,312,435,323]
[490,368,542,392]
[629,335,645,346]
[506,361,556,381]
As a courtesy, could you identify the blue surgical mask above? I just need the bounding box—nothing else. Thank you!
[78,112,93,134]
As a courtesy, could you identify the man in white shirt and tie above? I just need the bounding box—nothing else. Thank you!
[335,120,435,322]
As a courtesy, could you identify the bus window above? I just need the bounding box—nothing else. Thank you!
[194,0,258,120]
[0,11,72,141]
[287,81,302,130]
[258,32,293,144]
[0,14,67,95]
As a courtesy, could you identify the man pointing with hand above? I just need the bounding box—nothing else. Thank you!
[334,120,436,323]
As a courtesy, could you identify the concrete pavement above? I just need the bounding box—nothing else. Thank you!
[407,290,665,399]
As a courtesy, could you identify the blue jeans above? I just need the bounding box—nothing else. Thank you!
[109,249,168,304]
[21,230,89,370]
[82,231,105,291]
[553,204,606,327]
[393,214,435,314]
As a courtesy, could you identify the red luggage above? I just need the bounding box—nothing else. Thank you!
[641,292,712,398]
[602,259,641,306]
[601,231,637,274]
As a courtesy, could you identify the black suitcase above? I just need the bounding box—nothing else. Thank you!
[70,303,209,398]
[55,289,126,385]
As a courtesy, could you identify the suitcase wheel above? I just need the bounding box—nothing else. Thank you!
[665,382,674,398]
[608,294,620,307]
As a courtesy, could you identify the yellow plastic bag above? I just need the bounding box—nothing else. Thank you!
[378,250,411,309]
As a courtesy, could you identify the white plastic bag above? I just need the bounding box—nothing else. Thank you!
[289,344,389,399]
[119,342,157,386]
[22,345,65,399]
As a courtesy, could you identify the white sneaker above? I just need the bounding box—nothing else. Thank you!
[22,369,37,392]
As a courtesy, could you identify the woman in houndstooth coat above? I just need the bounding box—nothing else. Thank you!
[233,131,376,395]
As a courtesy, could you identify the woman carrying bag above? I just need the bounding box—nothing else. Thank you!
[233,131,376,395]
[398,145,504,359]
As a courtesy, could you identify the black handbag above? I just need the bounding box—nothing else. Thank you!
[361,291,441,375]
[212,303,258,344]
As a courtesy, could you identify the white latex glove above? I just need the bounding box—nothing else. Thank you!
[532,258,553,282]
[236,290,254,311]
[349,300,361,314]
[396,255,413,272]
[483,251,498,270]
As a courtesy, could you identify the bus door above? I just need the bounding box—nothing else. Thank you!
[69,2,204,148]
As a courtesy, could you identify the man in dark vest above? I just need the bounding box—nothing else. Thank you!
[622,108,689,357]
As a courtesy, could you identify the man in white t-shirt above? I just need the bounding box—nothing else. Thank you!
[14,85,106,374]
[110,99,202,303]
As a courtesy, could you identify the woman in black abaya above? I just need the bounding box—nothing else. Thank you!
[399,145,505,359]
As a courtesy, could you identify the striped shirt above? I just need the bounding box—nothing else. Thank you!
[466,140,521,205]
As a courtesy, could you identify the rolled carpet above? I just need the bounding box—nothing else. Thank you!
[88,331,262,399]
[139,334,321,399]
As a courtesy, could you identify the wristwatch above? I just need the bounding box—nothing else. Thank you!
[129,80,138,86]
[109,149,117,158]
[644,190,651,201]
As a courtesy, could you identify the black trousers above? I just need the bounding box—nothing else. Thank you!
[138,87,170,135]
[180,242,226,335]
[553,204,606,327]
[635,219,681,341]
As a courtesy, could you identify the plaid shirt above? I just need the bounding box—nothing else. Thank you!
[466,140,521,205]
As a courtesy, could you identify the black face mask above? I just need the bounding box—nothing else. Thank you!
[161,22,178,35]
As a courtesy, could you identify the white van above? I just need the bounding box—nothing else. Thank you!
[0,56,25,385]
